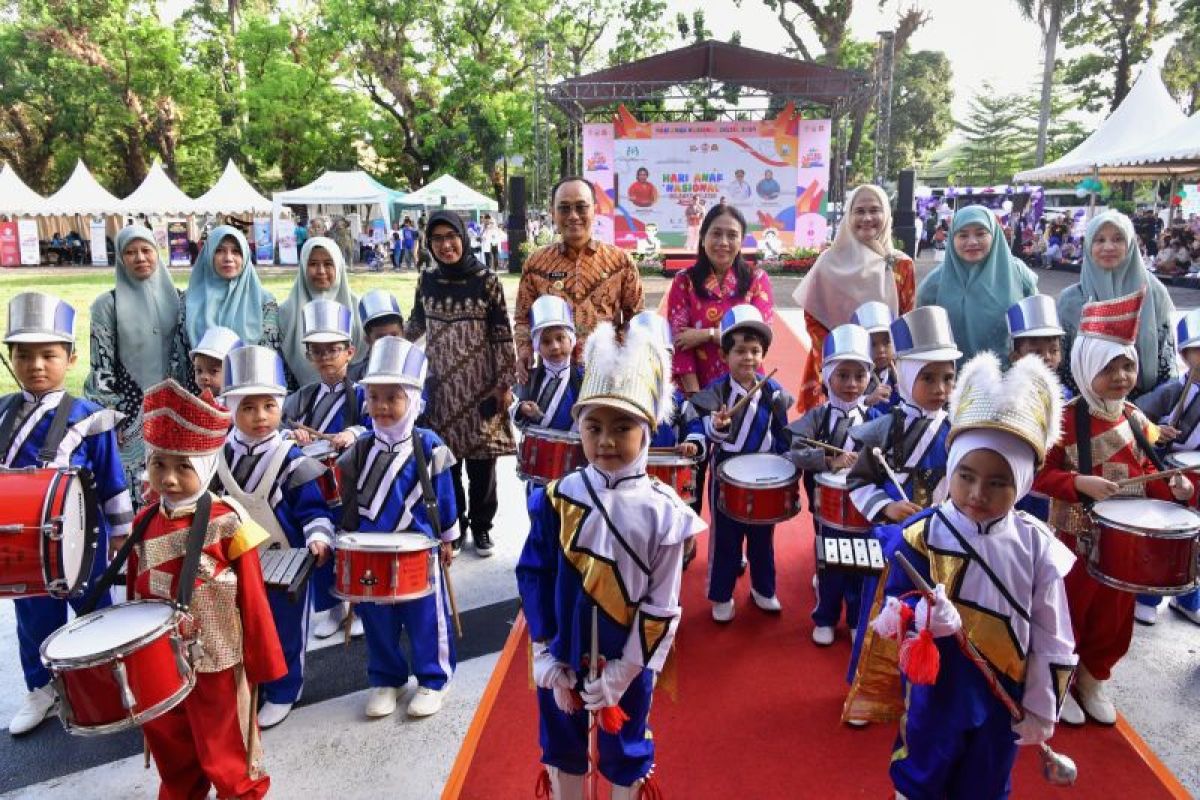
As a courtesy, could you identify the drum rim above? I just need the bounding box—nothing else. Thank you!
[521,426,583,444]
[39,468,100,599]
[716,454,797,488]
[1166,451,1200,468]
[1084,562,1200,596]
[646,453,698,467]
[332,585,436,604]
[1092,501,1200,537]
[57,667,196,737]
[334,531,440,552]
[813,470,852,488]
[301,440,337,457]
[40,599,189,667]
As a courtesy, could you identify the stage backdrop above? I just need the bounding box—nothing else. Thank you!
[583,103,830,251]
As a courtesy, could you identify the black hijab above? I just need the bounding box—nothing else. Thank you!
[425,210,486,275]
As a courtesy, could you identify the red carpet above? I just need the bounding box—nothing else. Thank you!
[445,315,1190,799]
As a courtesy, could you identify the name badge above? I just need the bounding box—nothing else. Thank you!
[548,271,567,281]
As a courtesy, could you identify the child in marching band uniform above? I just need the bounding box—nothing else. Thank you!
[130,379,285,799]
[512,295,584,434]
[2,293,134,736]
[1032,289,1193,726]
[852,301,899,415]
[348,290,404,383]
[217,345,337,730]
[867,353,1078,800]
[686,304,792,622]
[1133,307,1200,626]
[191,326,243,398]
[517,321,705,800]
[284,299,370,638]
[787,323,879,646]
[322,337,459,719]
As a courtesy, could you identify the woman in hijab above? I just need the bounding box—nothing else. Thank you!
[916,205,1038,364]
[185,225,283,357]
[793,184,915,410]
[405,211,516,558]
[278,236,365,390]
[85,225,192,493]
[1057,210,1176,397]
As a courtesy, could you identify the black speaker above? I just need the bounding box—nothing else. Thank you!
[506,176,528,274]
[894,169,917,257]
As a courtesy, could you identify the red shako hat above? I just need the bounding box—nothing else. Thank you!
[142,379,231,455]
[1078,287,1145,347]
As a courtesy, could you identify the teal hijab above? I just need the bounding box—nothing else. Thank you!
[114,225,181,389]
[186,226,267,346]
[1060,210,1174,394]
[921,205,1036,362]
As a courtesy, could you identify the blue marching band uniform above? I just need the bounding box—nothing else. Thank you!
[511,295,583,435]
[852,301,902,417]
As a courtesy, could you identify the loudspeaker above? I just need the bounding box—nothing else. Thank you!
[894,169,917,258]
[506,176,528,274]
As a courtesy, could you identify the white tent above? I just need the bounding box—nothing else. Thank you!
[120,161,196,215]
[1014,63,1187,182]
[401,174,498,212]
[193,160,273,215]
[0,164,46,215]
[41,160,123,216]
[1101,111,1200,177]
[273,170,405,227]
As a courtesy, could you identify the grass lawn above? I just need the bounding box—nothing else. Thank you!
[0,267,524,396]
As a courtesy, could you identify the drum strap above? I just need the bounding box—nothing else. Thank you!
[37,393,76,466]
[0,393,25,463]
[1123,408,1167,471]
[411,433,443,537]
[175,493,213,611]
[339,437,373,531]
[1074,400,1097,513]
[342,377,360,427]
[80,501,160,614]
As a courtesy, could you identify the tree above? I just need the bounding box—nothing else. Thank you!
[1163,0,1200,113]
[886,50,954,174]
[1060,0,1161,113]
[1014,0,1084,166]
[953,84,1034,185]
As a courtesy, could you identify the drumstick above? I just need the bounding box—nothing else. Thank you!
[1115,463,1200,488]
[295,423,336,442]
[343,603,356,648]
[246,684,258,775]
[143,733,151,769]
[725,368,779,419]
[795,436,851,455]
[872,447,910,502]
[1169,369,1200,427]
[441,558,464,639]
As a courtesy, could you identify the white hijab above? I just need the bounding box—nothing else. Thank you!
[948,429,1036,502]
[1071,335,1137,421]
[157,451,220,512]
[578,405,651,484]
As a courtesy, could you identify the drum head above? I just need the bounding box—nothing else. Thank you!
[815,470,851,489]
[302,440,335,459]
[721,454,796,484]
[60,477,89,585]
[1168,450,1200,469]
[648,452,691,467]
[1093,498,1200,532]
[524,426,581,444]
[43,601,175,661]
[336,531,438,552]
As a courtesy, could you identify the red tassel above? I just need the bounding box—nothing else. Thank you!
[641,773,665,799]
[899,628,940,685]
[534,766,552,798]
[897,602,915,633]
[599,704,630,733]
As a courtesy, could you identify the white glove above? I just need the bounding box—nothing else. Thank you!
[1012,710,1054,746]
[552,684,582,715]
[531,641,576,691]
[581,659,642,711]
[914,584,961,639]
[870,596,906,640]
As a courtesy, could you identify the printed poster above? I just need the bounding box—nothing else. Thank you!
[167,220,191,267]
[88,216,107,265]
[0,221,19,267]
[150,217,170,265]
[17,219,40,265]
[253,216,274,265]
[277,218,298,265]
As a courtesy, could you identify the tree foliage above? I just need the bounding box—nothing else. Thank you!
[1060,0,1161,113]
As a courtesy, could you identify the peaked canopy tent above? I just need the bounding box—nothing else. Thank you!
[0,164,47,215]
[1014,63,1188,182]
[1100,111,1200,178]
[35,160,126,257]
[119,161,196,216]
[399,174,499,215]
[273,170,406,228]
[193,160,273,215]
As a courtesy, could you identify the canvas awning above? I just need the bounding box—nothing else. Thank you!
[40,160,123,216]
[193,160,273,215]
[0,164,46,215]
[119,161,196,215]
[400,174,498,212]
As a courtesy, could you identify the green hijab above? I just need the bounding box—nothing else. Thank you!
[920,205,1036,363]
[278,236,364,386]
[112,225,181,389]
[186,226,268,346]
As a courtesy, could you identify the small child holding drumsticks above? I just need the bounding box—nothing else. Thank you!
[511,295,584,433]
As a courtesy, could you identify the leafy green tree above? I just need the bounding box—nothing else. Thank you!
[1163,0,1200,113]
[1014,0,1085,166]
[1060,0,1162,114]
[952,84,1034,185]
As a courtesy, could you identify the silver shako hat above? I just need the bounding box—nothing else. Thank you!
[5,292,74,344]
[221,345,288,399]
[190,326,244,361]
[850,301,894,335]
[302,299,353,344]
[890,306,962,362]
[358,289,403,327]
[360,336,428,388]
[530,295,575,337]
[1006,294,1065,340]
[628,310,674,354]
[822,323,873,368]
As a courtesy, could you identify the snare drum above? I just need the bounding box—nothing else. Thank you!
[41,600,197,735]
[517,427,585,484]
[1166,450,1200,471]
[302,440,343,507]
[1088,498,1200,595]
[333,532,438,603]
[814,471,870,533]
[716,454,801,524]
[0,467,98,599]
[647,451,698,504]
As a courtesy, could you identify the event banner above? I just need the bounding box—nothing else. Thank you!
[278,218,298,265]
[253,216,274,265]
[18,219,40,265]
[167,220,191,266]
[583,104,831,250]
[0,221,19,267]
[150,217,170,266]
[89,216,107,265]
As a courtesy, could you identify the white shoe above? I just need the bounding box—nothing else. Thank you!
[350,613,364,638]
[547,767,584,800]
[751,588,782,612]
[314,602,349,639]
[257,701,293,729]
[811,625,835,646]
[407,685,447,717]
[1076,667,1116,725]
[1058,692,1085,726]
[9,686,55,735]
[712,600,735,622]
[365,686,399,718]
[1134,601,1160,625]
[1169,598,1200,625]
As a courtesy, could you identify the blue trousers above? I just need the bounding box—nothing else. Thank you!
[812,531,863,629]
[357,566,455,689]
[310,558,340,613]
[707,506,776,602]
[1147,588,1199,612]
[538,668,655,785]
[261,584,312,705]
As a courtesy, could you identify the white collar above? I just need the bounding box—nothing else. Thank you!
[940,500,1012,538]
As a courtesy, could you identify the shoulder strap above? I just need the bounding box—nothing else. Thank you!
[80,502,158,613]
[37,393,75,466]
[568,366,584,399]
[175,493,213,610]
[886,407,906,463]
[1073,400,1095,512]
[339,436,373,531]
[411,431,443,536]
[0,394,26,462]
[342,377,360,426]
[1124,406,1167,471]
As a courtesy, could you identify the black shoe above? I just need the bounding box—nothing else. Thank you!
[451,533,464,557]
[474,528,494,558]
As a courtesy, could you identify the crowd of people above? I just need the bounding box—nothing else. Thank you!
[2,175,1198,800]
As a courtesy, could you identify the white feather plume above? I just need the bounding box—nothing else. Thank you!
[580,321,676,425]
[950,350,1064,455]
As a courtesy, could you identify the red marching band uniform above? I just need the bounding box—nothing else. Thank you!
[128,380,286,800]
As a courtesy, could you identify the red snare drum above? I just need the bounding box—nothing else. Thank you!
[0,467,98,599]
[333,532,438,603]
[1087,498,1200,595]
[517,427,585,484]
[716,454,801,525]
[647,451,698,504]
[41,600,198,735]
[303,440,343,507]
[814,470,870,533]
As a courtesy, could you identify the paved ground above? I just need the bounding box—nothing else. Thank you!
[1,273,1198,799]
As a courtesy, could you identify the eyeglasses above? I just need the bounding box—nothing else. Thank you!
[429,234,460,245]
[555,203,593,217]
[307,343,349,359]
